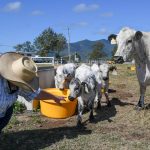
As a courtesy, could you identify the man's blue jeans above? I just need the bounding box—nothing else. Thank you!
[0,106,13,133]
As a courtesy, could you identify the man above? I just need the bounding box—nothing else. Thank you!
[0,52,65,133]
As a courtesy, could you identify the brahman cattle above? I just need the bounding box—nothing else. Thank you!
[68,64,96,126]
[91,63,102,109]
[108,27,150,108]
[91,63,116,108]
[99,63,112,107]
[55,63,76,90]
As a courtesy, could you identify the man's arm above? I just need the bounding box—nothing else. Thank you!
[34,89,66,103]
[18,88,66,103]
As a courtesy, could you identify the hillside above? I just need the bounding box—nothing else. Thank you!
[61,39,114,61]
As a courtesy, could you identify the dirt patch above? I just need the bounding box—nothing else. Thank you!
[117,91,133,99]
[124,131,150,141]
[39,118,74,129]
[17,115,30,122]
[116,83,126,89]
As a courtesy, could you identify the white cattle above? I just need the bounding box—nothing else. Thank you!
[68,64,96,126]
[55,63,76,90]
[108,27,150,108]
[91,64,102,109]
[99,63,112,107]
[91,63,115,108]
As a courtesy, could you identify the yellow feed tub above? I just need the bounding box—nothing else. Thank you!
[39,88,77,119]
[131,66,136,71]
[127,66,136,71]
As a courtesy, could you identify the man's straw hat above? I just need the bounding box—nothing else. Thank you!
[0,52,39,92]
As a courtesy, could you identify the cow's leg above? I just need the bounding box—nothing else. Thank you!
[104,88,111,107]
[104,81,111,107]
[54,76,59,88]
[77,97,84,127]
[137,84,146,108]
[95,83,102,109]
[88,99,95,122]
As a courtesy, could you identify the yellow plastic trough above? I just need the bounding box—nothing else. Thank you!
[131,66,136,71]
[127,66,136,71]
[39,88,77,119]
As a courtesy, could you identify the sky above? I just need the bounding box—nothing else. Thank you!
[0,0,150,52]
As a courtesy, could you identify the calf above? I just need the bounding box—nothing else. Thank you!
[68,64,96,126]
[55,63,76,90]
[99,63,112,107]
[91,64,103,109]
[91,63,117,108]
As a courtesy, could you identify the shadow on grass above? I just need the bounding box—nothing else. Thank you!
[108,89,116,93]
[93,97,134,123]
[0,126,91,150]
[111,97,134,106]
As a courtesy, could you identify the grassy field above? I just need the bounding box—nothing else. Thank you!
[0,64,150,150]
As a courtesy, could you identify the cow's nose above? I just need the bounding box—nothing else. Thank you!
[59,87,64,90]
[67,73,71,77]
[103,77,108,81]
[68,96,75,101]
[113,56,124,64]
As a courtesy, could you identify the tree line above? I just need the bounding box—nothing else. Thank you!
[14,27,110,60]
[14,27,67,57]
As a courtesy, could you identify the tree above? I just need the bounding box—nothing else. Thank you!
[89,41,107,60]
[14,41,36,52]
[14,44,23,52]
[34,27,67,56]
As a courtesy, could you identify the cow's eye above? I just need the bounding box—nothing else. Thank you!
[75,87,79,91]
[127,40,132,44]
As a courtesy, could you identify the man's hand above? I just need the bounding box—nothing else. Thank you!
[54,96,66,103]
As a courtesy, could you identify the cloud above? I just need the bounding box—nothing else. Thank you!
[97,28,108,35]
[73,3,99,13]
[76,22,88,27]
[100,12,113,17]
[31,10,44,16]
[3,1,21,12]
[70,21,88,28]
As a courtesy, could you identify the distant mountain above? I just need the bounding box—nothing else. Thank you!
[60,39,114,61]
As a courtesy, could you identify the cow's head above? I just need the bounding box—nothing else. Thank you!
[68,78,81,101]
[55,67,74,90]
[68,78,90,101]
[63,69,74,81]
[55,73,66,90]
[108,27,143,63]
[99,64,109,81]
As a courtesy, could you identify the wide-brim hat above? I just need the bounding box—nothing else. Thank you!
[0,52,39,92]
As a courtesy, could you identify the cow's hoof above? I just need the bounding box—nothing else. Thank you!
[76,120,83,128]
[134,105,144,111]
[107,101,111,107]
[89,115,95,122]
[96,103,101,110]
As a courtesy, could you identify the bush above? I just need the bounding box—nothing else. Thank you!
[13,101,26,114]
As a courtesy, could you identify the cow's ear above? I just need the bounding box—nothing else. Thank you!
[84,84,89,93]
[81,82,89,93]
[135,31,143,40]
[108,34,117,44]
